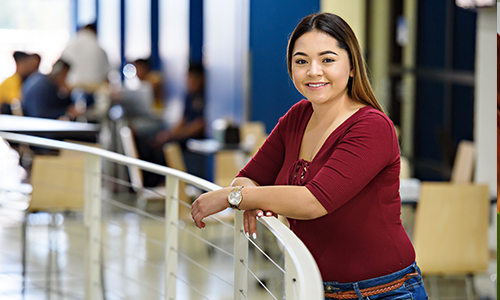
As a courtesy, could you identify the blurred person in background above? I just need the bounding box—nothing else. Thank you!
[132,57,165,114]
[21,53,43,98]
[112,58,164,132]
[134,62,206,186]
[22,59,79,120]
[153,62,205,147]
[61,23,111,108]
[116,58,156,118]
[0,51,33,114]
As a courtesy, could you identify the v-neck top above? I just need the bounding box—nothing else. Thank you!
[237,99,415,282]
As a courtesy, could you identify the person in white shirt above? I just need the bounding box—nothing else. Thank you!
[61,23,111,91]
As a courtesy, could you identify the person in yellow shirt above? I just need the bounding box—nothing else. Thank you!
[0,51,34,114]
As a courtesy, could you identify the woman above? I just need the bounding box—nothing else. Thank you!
[192,12,427,299]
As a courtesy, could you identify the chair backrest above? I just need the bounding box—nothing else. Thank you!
[413,182,489,275]
[240,121,266,141]
[240,121,267,157]
[119,126,143,190]
[163,142,190,218]
[400,156,411,179]
[29,154,85,211]
[214,150,246,187]
[450,140,476,183]
[163,142,187,173]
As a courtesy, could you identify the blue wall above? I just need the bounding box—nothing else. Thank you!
[189,0,203,64]
[249,0,320,133]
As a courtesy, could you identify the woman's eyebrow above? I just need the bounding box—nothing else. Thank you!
[293,52,307,57]
[319,50,338,56]
[293,50,338,57]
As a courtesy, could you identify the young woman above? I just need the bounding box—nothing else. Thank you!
[191,12,427,300]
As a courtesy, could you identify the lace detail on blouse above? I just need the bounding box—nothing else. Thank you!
[286,159,310,186]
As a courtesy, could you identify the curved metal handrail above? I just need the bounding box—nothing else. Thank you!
[0,131,324,299]
[0,131,219,192]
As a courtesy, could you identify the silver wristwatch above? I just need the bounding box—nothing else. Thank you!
[227,186,244,210]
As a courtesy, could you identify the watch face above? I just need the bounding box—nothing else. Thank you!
[228,191,241,205]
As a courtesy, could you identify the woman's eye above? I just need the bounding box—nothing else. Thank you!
[295,59,307,65]
[323,58,334,63]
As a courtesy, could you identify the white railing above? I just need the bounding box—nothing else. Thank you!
[0,131,323,300]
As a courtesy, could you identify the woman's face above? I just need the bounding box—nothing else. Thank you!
[291,30,353,106]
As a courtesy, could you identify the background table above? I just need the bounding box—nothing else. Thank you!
[0,115,100,140]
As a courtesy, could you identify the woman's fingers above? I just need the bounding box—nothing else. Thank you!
[244,210,258,239]
[243,211,249,234]
[191,205,205,228]
[258,211,277,218]
[249,213,257,239]
[190,187,231,229]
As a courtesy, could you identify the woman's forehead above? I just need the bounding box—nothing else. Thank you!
[293,31,342,53]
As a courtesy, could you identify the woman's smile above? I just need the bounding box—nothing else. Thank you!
[306,82,329,89]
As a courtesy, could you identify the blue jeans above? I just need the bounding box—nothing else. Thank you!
[324,262,428,300]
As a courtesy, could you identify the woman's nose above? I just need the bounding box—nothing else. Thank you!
[307,61,323,77]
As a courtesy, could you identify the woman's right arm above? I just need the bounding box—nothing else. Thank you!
[231,176,260,188]
[230,177,272,239]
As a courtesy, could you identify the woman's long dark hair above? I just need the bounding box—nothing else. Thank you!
[287,13,383,112]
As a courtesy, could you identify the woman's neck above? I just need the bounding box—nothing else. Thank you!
[309,97,364,127]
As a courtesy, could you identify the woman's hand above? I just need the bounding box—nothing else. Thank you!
[191,187,232,229]
[244,209,277,239]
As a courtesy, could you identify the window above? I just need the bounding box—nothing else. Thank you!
[125,0,151,62]
[0,0,71,81]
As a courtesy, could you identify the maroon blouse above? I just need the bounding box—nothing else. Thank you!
[237,100,415,282]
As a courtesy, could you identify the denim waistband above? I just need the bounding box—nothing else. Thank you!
[323,262,420,292]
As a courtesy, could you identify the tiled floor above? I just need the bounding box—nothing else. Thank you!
[0,195,497,300]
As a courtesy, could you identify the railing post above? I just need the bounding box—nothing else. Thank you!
[233,210,248,299]
[285,250,298,300]
[84,154,102,300]
[165,175,179,300]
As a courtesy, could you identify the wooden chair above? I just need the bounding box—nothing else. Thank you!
[119,126,165,211]
[450,140,475,183]
[413,182,490,299]
[22,153,86,293]
[163,142,191,219]
[240,121,267,157]
[28,155,85,211]
[214,150,246,187]
[400,156,411,179]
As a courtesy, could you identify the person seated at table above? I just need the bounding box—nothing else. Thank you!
[132,57,165,115]
[22,59,80,120]
[154,62,205,148]
[113,58,157,120]
[61,23,111,109]
[21,53,43,98]
[0,51,34,114]
[134,62,206,186]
